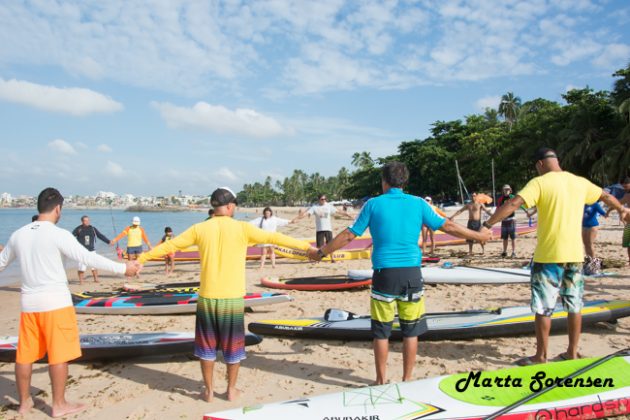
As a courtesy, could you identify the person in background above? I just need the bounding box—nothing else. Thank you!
[582,202,607,275]
[449,192,493,255]
[137,187,318,402]
[314,162,492,385]
[31,215,38,222]
[249,207,293,269]
[206,208,215,220]
[157,227,175,275]
[421,196,446,255]
[72,215,112,284]
[0,187,139,417]
[291,194,353,263]
[483,148,630,365]
[496,184,532,258]
[111,217,152,278]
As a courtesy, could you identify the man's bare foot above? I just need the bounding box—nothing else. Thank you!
[52,401,86,418]
[227,387,241,401]
[18,397,34,415]
[202,388,213,402]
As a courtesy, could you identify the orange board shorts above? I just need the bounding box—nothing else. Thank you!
[16,306,81,365]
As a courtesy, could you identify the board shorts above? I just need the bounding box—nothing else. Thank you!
[194,296,245,364]
[316,230,333,248]
[370,266,425,339]
[17,306,81,365]
[78,250,96,272]
[623,224,630,248]
[530,263,584,316]
[466,220,481,244]
[501,219,516,240]
[126,246,143,255]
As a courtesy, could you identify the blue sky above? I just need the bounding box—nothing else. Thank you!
[0,0,629,196]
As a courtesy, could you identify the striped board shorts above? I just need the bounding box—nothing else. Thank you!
[194,296,245,364]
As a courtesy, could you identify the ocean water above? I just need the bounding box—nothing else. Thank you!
[0,208,249,286]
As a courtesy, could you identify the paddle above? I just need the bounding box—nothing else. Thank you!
[462,265,530,278]
[324,307,502,322]
[483,347,630,420]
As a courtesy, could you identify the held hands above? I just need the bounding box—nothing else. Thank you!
[306,247,322,261]
[478,226,493,244]
[124,261,142,277]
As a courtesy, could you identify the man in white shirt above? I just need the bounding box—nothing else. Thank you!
[292,194,353,263]
[0,188,139,417]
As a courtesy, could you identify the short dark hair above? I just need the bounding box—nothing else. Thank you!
[208,208,215,217]
[533,147,558,162]
[381,162,409,188]
[37,187,64,213]
[318,193,327,200]
[210,187,238,208]
[31,215,38,222]
[81,215,89,222]
[165,226,172,233]
[622,177,630,185]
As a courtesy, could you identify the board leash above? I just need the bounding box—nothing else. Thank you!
[462,265,530,278]
[483,347,630,420]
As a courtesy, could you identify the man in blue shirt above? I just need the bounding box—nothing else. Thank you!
[316,162,491,384]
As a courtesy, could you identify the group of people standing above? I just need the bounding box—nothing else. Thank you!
[0,147,629,417]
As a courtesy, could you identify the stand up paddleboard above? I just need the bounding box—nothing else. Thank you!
[0,332,263,363]
[205,350,630,419]
[348,265,531,284]
[73,291,292,315]
[248,300,630,340]
[260,275,372,291]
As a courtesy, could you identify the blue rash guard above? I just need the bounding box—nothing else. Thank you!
[349,188,446,269]
[582,202,606,228]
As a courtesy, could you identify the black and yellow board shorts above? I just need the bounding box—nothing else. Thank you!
[370,266,425,339]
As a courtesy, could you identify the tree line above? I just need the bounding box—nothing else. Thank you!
[237,63,630,207]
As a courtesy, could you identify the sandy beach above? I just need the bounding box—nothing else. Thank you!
[1,208,629,419]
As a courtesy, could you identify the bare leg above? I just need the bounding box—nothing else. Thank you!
[77,271,85,285]
[582,228,594,259]
[226,362,241,401]
[510,238,516,254]
[627,247,630,265]
[429,231,435,254]
[373,339,388,384]
[200,360,214,402]
[502,238,508,254]
[565,312,582,359]
[49,363,86,418]
[259,248,267,269]
[15,362,34,415]
[402,337,417,382]
[270,247,276,268]
[533,314,550,363]
[468,242,473,256]
[421,227,428,254]
[92,269,99,283]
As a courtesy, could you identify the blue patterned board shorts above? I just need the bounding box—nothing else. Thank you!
[530,263,584,316]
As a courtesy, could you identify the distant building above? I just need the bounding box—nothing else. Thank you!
[1,192,12,206]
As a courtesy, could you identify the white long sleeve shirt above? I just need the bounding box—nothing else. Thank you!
[0,221,126,312]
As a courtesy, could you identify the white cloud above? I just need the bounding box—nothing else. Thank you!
[75,142,88,149]
[152,101,291,138]
[475,95,502,112]
[0,78,123,116]
[97,144,112,153]
[106,161,125,177]
[214,167,238,182]
[48,139,77,155]
[593,43,630,69]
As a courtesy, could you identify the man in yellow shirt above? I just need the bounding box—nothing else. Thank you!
[137,187,317,402]
[483,148,630,365]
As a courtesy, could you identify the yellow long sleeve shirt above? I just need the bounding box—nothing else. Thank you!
[138,216,311,298]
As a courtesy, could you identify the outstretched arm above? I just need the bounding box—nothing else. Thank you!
[440,220,492,243]
[485,196,526,227]
[599,191,630,224]
[290,208,309,223]
[482,204,493,216]
[449,206,466,220]
[320,229,357,257]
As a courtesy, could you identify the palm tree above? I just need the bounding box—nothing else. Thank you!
[498,92,522,131]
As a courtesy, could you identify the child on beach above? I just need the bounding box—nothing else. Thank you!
[158,227,175,275]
